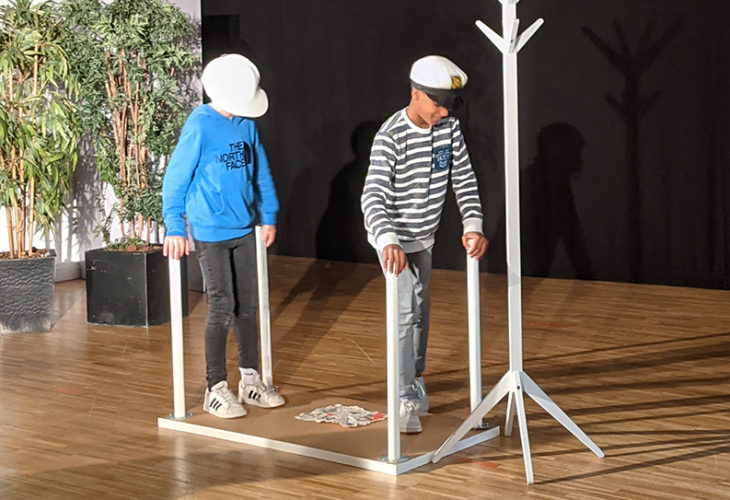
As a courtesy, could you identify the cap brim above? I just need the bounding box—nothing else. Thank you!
[422,91,463,113]
[412,81,463,112]
[214,88,269,118]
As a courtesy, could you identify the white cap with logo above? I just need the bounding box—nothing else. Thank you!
[410,55,468,110]
[201,54,269,118]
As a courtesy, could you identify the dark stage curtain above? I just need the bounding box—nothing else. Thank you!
[201,0,730,289]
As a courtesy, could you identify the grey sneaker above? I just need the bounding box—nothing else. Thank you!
[399,399,423,434]
[203,380,247,418]
[238,372,285,408]
[413,376,429,415]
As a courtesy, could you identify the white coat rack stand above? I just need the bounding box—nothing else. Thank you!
[432,0,604,483]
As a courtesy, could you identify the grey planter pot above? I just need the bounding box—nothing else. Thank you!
[0,252,56,334]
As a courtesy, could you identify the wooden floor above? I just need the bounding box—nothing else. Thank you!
[1,255,730,499]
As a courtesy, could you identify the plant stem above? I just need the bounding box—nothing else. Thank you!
[17,65,26,256]
[7,63,17,258]
[28,177,35,255]
[6,203,16,259]
[28,44,39,256]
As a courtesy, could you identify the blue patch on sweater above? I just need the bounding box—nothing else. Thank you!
[433,145,451,171]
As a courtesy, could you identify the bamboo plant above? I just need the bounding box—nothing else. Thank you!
[0,0,79,259]
[63,0,198,248]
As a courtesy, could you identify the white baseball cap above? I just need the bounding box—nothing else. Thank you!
[201,54,268,118]
[410,55,468,110]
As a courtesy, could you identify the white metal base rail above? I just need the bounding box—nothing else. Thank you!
[161,228,498,474]
[432,0,604,484]
[157,416,498,475]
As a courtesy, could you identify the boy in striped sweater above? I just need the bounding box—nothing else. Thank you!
[361,55,488,433]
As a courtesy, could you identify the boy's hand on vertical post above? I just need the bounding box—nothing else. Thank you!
[382,244,408,276]
[462,232,488,260]
[163,236,190,260]
[261,225,276,248]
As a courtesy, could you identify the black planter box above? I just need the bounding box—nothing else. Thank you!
[0,252,56,333]
[85,248,189,326]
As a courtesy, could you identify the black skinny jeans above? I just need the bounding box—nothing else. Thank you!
[195,233,259,388]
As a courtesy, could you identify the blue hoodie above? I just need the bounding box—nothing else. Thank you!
[162,104,279,242]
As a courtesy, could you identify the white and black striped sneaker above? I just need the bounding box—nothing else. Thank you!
[203,380,247,418]
[238,372,285,408]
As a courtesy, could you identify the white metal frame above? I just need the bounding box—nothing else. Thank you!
[167,255,190,420]
[157,416,497,475]
[255,226,274,388]
[161,229,498,474]
[467,255,483,415]
[431,0,604,484]
[384,272,403,461]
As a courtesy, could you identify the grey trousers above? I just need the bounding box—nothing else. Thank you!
[377,247,432,399]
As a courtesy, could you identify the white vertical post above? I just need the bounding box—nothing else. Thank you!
[385,272,401,462]
[168,256,186,419]
[255,226,274,388]
[466,254,482,413]
[502,2,524,373]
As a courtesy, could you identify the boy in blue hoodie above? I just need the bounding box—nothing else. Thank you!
[163,54,284,418]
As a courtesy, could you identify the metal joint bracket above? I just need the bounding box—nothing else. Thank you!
[166,412,193,421]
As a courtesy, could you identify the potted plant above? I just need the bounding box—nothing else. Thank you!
[0,0,80,333]
[63,0,198,326]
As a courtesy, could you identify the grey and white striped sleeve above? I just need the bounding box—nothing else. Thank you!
[450,119,484,235]
[361,132,400,250]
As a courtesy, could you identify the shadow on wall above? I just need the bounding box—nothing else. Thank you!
[583,19,681,283]
[522,123,593,280]
[72,138,104,255]
[315,121,380,264]
[486,122,593,281]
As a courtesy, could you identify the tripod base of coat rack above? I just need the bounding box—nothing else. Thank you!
[432,369,604,483]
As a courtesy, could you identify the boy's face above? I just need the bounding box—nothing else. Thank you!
[412,89,450,127]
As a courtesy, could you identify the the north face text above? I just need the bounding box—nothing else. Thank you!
[216,141,251,170]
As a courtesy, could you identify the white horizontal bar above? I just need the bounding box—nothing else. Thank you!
[159,417,399,474]
[158,418,500,476]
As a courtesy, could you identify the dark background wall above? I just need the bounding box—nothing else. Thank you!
[201,0,730,289]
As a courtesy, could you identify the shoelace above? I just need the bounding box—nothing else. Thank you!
[414,381,426,399]
[214,386,239,407]
[253,384,279,401]
[245,374,278,397]
[400,400,416,414]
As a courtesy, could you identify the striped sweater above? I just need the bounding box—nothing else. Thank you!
[361,108,483,252]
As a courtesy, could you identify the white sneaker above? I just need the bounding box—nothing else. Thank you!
[413,376,429,415]
[399,399,422,434]
[203,380,247,418]
[238,372,285,408]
